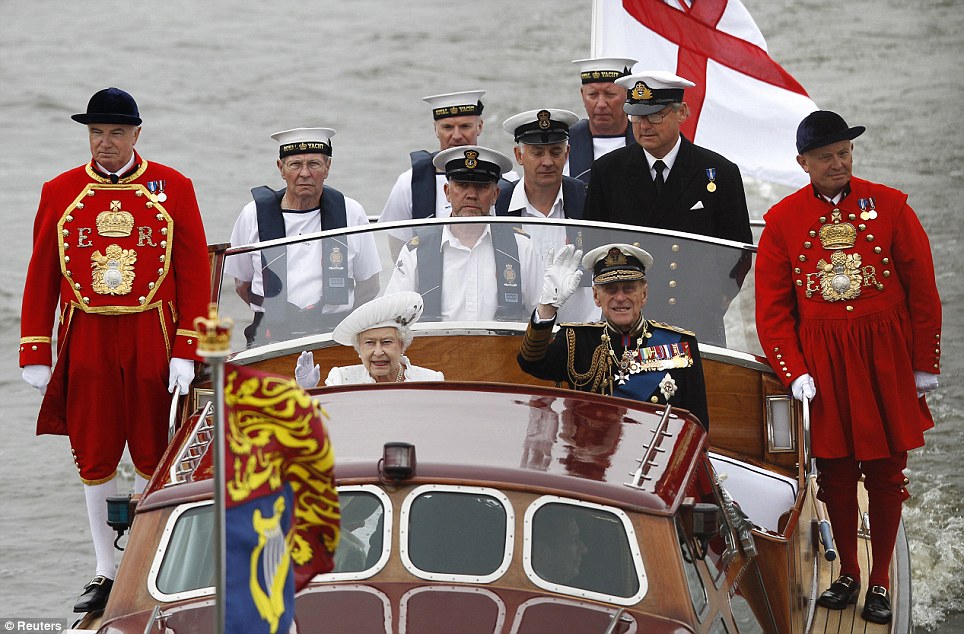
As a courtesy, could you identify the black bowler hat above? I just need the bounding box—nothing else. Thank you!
[796,110,864,154]
[72,87,142,126]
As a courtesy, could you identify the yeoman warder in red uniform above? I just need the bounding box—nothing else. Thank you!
[19,87,210,612]
[755,110,941,625]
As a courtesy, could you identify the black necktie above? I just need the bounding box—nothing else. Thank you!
[653,160,666,194]
[109,173,119,184]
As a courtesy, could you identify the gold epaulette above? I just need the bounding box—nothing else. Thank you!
[512,226,530,238]
[405,235,420,250]
[648,320,696,336]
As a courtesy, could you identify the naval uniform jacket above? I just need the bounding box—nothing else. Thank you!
[20,151,210,439]
[518,314,710,429]
[755,177,942,460]
[583,135,752,243]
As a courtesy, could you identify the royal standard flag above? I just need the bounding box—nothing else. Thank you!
[224,363,340,634]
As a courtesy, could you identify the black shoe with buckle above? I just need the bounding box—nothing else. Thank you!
[816,574,860,609]
[73,575,113,613]
[862,585,892,624]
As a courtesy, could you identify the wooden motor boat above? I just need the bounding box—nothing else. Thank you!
[67,218,911,633]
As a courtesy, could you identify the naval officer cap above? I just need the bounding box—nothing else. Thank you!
[502,109,579,145]
[795,110,865,154]
[582,243,654,285]
[572,57,637,84]
[271,128,335,158]
[423,90,486,120]
[617,71,696,116]
[72,87,142,126]
[433,145,513,183]
[332,291,424,349]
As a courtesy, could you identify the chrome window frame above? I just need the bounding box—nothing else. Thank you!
[313,485,393,582]
[509,596,639,634]
[399,484,515,584]
[399,585,506,634]
[522,496,648,606]
[147,500,215,602]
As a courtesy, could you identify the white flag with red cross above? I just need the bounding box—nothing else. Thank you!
[592,0,818,187]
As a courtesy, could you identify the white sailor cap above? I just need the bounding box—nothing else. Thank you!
[582,243,654,285]
[616,71,695,115]
[422,90,486,120]
[270,127,335,158]
[502,109,579,144]
[432,145,513,183]
[332,291,424,348]
[572,57,637,84]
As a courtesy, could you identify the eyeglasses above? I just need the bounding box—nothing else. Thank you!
[283,159,329,173]
[629,109,675,125]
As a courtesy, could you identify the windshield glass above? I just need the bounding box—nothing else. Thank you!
[218,218,757,354]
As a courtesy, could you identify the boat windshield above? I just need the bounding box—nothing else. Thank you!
[218,217,758,354]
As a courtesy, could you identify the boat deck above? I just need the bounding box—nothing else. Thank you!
[811,480,908,633]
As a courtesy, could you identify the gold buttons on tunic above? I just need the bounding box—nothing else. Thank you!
[846,305,854,312]
[650,396,659,403]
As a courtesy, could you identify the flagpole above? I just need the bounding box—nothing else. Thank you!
[195,304,233,634]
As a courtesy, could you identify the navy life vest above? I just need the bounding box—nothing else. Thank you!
[252,184,350,307]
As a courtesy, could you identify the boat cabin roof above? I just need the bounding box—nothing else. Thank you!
[145,382,707,515]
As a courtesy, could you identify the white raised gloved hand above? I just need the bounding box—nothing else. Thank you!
[914,371,938,398]
[539,244,584,308]
[22,365,52,395]
[168,358,195,395]
[295,350,321,389]
[790,373,816,401]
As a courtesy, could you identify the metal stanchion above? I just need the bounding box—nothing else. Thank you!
[194,304,233,634]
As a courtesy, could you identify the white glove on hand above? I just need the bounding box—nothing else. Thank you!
[295,350,321,389]
[790,373,816,401]
[539,244,584,308]
[22,365,52,395]
[914,371,938,398]
[168,358,195,395]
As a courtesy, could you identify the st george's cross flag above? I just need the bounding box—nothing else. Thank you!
[224,363,340,634]
[591,0,818,187]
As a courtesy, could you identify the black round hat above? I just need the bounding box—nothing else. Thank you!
[796,110,864,154]
[72,87,142,126]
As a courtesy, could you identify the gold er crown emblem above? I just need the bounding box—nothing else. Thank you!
[96,202,135,237]
[603,247,629,267]
[631,81,653,101]
[537,110,551,130]
[818,221,857,250]
[194,303,234,357]
[464,149,479,169]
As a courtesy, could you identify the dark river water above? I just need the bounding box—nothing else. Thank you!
[1,1,961,630]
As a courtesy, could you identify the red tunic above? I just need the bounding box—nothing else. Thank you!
[755,177,941,460]
[19,153,210,481]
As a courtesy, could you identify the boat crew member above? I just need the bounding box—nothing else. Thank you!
[583,71,752,244]
[567,57,637,183]
[385,145,542,322]
[755,111,942,625]
[225,127,381,346]
[518,243,710,429]
[379,90,517,260]
[294,291,444,387]
[498,107,597,322]
[19,87,211,612]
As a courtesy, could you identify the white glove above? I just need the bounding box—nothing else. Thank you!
[168,358,195,395]
[914,371,938,397]
[790,373,816,401]
[22,365,52,395]
[295,350,321,389]
[539,244,583,308]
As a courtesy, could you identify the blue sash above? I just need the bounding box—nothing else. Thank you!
[613,326,686,402]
